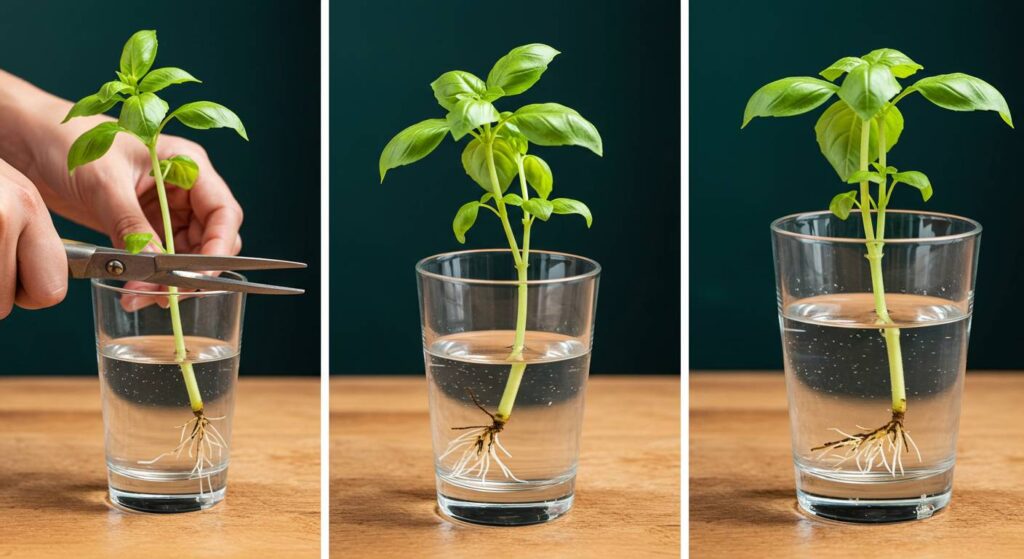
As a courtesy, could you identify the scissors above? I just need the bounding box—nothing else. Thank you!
[64,239,306,295]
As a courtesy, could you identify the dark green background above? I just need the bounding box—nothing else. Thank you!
[331,0,681,374]
[692,1,1020,369]
[1,1,319,375]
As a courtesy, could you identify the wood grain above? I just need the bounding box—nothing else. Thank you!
[691,372,1024,558]
[331,376,680,558]
[0,377,319,558]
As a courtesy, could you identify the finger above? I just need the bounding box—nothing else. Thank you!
[0,210,17,320]
[185,163,243,256]
[84,178,168,312]
[14,211,67,310]
[91,178,161,250]
[121,281,168,311]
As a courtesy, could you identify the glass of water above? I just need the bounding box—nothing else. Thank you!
[416,249,600,525]
[92,276,246,513]
[771,210,981,522]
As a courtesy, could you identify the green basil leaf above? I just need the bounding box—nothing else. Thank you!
[909,73,1013,128]
[814,100,904,181]
[742,77,838,127]
[486,43,559,96]
[167,101,248,140]
[67,122,125,173]
[430,70,487,111]
[480,192,494,203]
[61,94,121,123]
[892,170,933,201]
[98,81,133,102]
[820,57,866,82]
[871,163,899,174]
[120,30,158,81]
[461,137,517,192]
[862,49,923,79]
[550,198,592,227]
[453,201,481,243]
[379,118,449,181]
[123,233,155,254]
[523,154,553,199]
[837,63,901,121]
[522,198,554,221]
[508,103,602,156]
[118,92,168,143]
[497,121,529,154]
[151,155,200,190]
[483,85,504,102]
[502,193,524,206]
[139,67,201,93]
[828,190,859,220]
[446,98,499,140]
[846,170,884,184]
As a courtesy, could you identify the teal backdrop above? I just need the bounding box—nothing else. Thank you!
[692,1,1021,369]
[1,1,320,375]
[331,0,681,374]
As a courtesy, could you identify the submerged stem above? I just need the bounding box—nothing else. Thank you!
[149,144,204,413]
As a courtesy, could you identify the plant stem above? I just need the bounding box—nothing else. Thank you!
[856,120,906,415]
[483,135,530,422]
[148,144,204,413]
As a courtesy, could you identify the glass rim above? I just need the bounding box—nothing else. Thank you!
[770,209,983,244]
[90,271,248,296]
[415,248,601,286]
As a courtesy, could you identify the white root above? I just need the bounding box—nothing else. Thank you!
[441,428,524,483]
[138,413,228,497]
[813,420,922,478]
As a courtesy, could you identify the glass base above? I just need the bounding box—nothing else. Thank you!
[107,464,228,513]
[437,493,573,526]
[110,486,225,513]
[797,489,951,523]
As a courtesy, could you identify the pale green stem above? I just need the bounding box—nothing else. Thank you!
[483,135,530,422]
[149,144,203,413]
[857,121,906,415]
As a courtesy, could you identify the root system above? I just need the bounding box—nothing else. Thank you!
[812,411,922,476]
[139,410,228,495]
[439,389,523,483]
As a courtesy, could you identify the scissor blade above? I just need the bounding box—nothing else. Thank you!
[155,271,305,295]
[154,253,307,272]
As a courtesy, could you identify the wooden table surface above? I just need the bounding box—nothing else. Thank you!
[691,372,1024,558]
[0,377,319,558]
[331,375,680,558]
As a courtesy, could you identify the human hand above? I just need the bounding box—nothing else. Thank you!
[21,101,244,309]
[0,158,67,319]
[28,123,244,260]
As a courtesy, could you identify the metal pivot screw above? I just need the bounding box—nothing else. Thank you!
[105,259,126,276]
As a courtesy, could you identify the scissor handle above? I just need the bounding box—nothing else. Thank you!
[63,239,100,278]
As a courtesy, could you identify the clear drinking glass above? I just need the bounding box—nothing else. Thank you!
[92,277,246,513]
[771,210,981,522]
[416,249,600,525]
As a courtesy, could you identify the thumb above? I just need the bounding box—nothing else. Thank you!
[91,188,168,311]
[92,187,161,250]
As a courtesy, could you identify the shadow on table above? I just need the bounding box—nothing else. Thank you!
[332,481,443,529]
[691,482,801,526]
[4,476,108,513]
